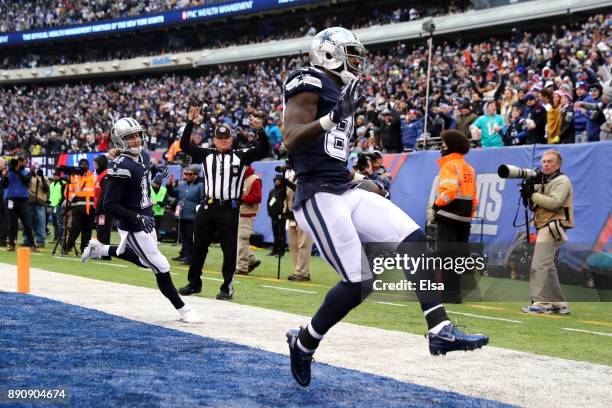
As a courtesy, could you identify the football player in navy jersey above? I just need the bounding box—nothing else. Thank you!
[80,117,200,323]
[283,27,488,387]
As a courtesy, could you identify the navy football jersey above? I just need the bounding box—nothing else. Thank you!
[283,66,354,208]
[104,151,153,231]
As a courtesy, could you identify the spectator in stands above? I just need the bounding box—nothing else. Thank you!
[401,109,423,150]
[456,102,478,140]
[559,92,575,144]
[583,84,605,142]
[471,101,505,147]
[573,83,590,143]
[264,117,282,158]
[546,91,562,144]
[524,93,547,144]
[504,104,528,146]
[380,109,403,153]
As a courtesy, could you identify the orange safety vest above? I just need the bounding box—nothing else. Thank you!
[434,152,478,224]
[66,171,95,214]
[167,140,182,163]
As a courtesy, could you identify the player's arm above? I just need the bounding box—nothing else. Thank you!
[283,92,324,152]
[103,177,139,222]
[285,79,365,152]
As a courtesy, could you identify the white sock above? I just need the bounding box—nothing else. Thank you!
[101,245,110,256]
[297,339,315,354]
[429,320,451,335]
[178,305,190,313]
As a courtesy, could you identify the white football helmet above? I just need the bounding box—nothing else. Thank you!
[111,117,146,155]
[309,27,370,84]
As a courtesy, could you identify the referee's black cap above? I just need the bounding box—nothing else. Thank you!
[214,125,233,139]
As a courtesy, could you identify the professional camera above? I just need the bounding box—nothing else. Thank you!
[57,165,84,175]
[497,165,541,181]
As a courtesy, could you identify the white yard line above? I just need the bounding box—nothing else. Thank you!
[0,263,610,408]
[93,262,128,268]
[366,300,407,307]
[562,328,612,337]
[52,256,81,261]
[261,285,316,294]
[447,311,523,324]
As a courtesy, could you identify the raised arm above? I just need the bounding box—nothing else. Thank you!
[180,106,213,163]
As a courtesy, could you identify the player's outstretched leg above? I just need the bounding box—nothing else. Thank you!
[401,229,489,355]
[287,280,368,386]
[81,238,201,323]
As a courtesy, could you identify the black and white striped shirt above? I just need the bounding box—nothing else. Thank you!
[179,122,270,200]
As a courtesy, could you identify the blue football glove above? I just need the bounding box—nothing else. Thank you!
[320,80,366,130]
[135,214,155,233]
[154,165,168,179]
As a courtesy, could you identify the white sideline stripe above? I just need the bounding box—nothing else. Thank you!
[261,285,316,294]
[0,264,610,408]
[204,277,241,284]
[53,256,81,262]
[367,300,407,307]
[93,262,127,268]
[562,328,612,337]
[448,311,523,324]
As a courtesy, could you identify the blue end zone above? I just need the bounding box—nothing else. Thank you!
[0,293,510,407]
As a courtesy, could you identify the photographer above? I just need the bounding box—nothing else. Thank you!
[26,167,49,247]
[352,153,373,179]
[64,158,95,255]
[2,157,38,252]
[521,150,573,315]
[267,174,287,257]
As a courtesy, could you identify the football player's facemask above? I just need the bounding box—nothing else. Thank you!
[310,27,370,85]
[111,117,146,156]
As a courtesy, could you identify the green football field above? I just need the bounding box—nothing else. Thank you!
[2,234,611,366]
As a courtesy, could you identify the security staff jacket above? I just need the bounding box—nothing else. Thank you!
[434,152,478,225]
[66,171,95,214]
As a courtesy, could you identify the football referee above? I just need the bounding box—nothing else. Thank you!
[178,106,270,299]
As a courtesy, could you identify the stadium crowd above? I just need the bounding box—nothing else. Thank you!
[0,13,610,159]
[0,0,219,33]
[2,1,470,69]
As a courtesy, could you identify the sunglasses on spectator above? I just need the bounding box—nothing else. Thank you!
[184,172,196,176]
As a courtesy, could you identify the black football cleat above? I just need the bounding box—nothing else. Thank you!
[178,285,201,296]
[215,287,233,300]
[286,328,314,387]
[428,323,489,356]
